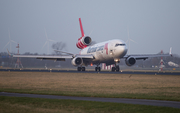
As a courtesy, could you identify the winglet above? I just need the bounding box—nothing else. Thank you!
[79,18,85,38]
[169,47,172,56]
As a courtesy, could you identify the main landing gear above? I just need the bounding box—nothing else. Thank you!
[95,64,101,72]
[77,67,86,71]
[95,67,101,71]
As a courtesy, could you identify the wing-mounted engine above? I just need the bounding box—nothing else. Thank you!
[125,57,136,66]
[71,57,83,66]
[76,36,92,49]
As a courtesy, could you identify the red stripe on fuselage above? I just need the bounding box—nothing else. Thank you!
[104,43,108,55]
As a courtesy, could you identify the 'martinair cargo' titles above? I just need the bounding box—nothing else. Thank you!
[87,45,104,53]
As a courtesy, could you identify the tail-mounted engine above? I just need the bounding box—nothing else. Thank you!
[76,18,92,49]
[76,36,92,49]
[71,57,83,66]
[125,57,136,66]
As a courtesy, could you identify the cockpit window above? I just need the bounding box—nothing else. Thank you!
[115,43,126,47]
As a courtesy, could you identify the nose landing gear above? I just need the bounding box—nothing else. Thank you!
[111,61,120,72]
[111,66,120,72]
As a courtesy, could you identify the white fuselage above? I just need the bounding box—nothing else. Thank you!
[80,39,128,65]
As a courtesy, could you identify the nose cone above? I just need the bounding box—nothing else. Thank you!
[118,46,127,57]
[123,46,128,56]
[114,40,128,58]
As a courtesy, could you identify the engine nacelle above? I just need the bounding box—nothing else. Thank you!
[125,57,136,66]
[76,36,92,49]
[71,57,83,66]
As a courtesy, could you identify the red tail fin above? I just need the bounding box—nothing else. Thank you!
[76,18,92,49]
[79,18,85,38]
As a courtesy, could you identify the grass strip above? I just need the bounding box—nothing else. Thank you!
[1,72,180,101]
[0,96,180,113]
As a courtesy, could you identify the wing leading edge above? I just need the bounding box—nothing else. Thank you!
[124,48,172,60]
[124,54,171,60]
[13,54,94,61]
[13,55,73,61]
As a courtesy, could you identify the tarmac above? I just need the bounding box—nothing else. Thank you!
[0,92,180,109]
[0,68,180,75]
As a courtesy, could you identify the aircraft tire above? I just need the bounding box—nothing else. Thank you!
[95,67,97,71]
[95,67,101,71]
[98,67,101,71]
[116,66,119,72]
[82,67,85,71]
[77,67,82,71]
[112,67,116,72]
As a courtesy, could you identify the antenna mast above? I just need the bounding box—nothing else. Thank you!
[15,43,23,68]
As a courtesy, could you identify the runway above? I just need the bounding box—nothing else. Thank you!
[0,68,180,75]
[0,92,180,109]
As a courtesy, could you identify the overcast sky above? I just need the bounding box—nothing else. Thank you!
[0,0,180,55]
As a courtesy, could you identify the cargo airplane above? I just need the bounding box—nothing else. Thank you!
[13,18,172,71]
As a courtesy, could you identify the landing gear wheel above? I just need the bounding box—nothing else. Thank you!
[112,65,120,72]
[98,67,101,71]
[95,67,98,71]
[82,67,86,71]
[116,66,119,72]
[95,67,101,71]
[112,67,116,72]
[77,67,81,71]
[77,67,86,71]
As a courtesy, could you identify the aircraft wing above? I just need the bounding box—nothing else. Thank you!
[13,54,94,61]
[13,55,73,61]
[123,54,171,60]
[124,47,172,60]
